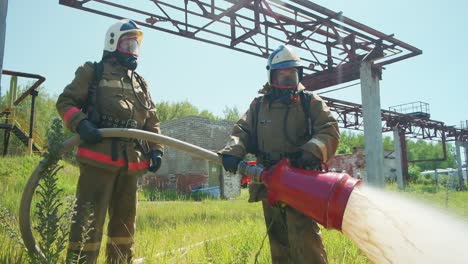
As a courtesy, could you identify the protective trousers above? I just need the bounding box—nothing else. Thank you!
[262,201,328,264]
[67,163,139,264]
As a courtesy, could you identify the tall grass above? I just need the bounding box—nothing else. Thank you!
[0,155,370,263]
[132,191,372,263]
[0,119,81,264]
[4,152,468,263]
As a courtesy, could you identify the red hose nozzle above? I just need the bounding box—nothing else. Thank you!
[261,159,361,231]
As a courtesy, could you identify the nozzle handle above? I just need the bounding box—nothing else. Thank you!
[237,161,264,182]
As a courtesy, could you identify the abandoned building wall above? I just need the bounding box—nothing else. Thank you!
[144,116,239,197]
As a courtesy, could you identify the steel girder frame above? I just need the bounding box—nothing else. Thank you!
[322,95,463,165]
[321,95,468,143]
[58,0,421,90]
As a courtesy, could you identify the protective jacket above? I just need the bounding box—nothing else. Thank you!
[219,83,338,264]
[56,61,164,172]
[219,83,339,164]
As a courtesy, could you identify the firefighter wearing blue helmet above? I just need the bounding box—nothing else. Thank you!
[219,45,340,263]
[57,19,163,263]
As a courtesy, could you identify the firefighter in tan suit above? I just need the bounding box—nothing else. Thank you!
[219,45,340,264]
[56,19,163,264]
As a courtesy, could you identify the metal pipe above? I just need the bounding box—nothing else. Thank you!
[29,90,38,140]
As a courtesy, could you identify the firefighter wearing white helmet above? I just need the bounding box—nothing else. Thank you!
[219,45,340,263]
[56,19,163,263]
[102,19,144,70]
[267,44,303,88]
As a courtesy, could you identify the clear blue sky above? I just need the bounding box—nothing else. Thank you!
[2,0,467,128]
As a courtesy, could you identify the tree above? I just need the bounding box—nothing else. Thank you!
[336,131,364,154]
[222,106,241,121]
[155,100,220,122]
[407,139,456,171]
[156,101,199,122]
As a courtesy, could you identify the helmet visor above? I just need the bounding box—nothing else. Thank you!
[271,68,299,89]
[117,33,142,57]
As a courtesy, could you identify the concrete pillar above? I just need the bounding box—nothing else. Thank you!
[392,127,405,189]
[455,141,464,188]
[0,0,8,98]
[360,62,384,187]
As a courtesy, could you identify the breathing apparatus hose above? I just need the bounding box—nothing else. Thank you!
[19,128,222,257]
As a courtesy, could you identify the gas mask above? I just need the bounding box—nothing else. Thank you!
[270,68,300,89]
[116,33,142,70]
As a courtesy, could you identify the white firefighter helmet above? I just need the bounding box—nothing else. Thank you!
[266,45,303,88]
[103,19,143,56]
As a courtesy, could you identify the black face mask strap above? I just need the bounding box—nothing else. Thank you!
[117,52,138,70]
[266,88,297,105]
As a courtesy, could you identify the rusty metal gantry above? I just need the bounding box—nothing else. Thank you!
[323,95,468,143]
[322,95,468,183]
[59,0,421,90]
[59,0,468,184]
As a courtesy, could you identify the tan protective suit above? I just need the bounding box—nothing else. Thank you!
[56,61,163,263]
[219,83,340,264]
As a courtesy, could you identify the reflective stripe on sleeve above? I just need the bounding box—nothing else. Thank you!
[63,107,81,125]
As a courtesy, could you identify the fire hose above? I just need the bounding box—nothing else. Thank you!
[19,128,359,257]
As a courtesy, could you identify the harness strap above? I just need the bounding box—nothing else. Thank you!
[252,91,313,153]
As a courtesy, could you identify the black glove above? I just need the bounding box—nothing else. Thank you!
[148,150,163,173]
[296,151,322,170]
[222,154,242,173]
[77,119,103,144]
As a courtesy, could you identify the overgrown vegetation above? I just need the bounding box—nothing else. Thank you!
[0,152,369,263]
[0,119,79,263]
[0,82,464,262]
[32,119,76,263]
[2,151,468,263]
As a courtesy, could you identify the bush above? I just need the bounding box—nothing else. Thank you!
[408,165,421,183]
[415,176,434,186]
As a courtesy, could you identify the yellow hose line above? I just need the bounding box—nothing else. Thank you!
[19,128,222,257]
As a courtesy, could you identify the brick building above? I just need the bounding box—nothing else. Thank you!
[143,115,242,198]
[328,147,398,181]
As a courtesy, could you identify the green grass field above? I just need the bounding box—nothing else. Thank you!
[0,155,467,263]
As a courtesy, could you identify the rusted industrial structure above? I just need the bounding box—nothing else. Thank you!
[24,0,468,187]
[58,0,421,89]
[323,96,468,185]
[0,70,45,155]
[56,0,468,188]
